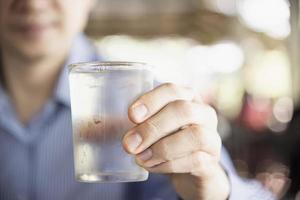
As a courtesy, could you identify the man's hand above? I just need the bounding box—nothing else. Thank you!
[123,83,230,200]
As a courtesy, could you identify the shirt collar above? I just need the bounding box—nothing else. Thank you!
[53,33,101,107]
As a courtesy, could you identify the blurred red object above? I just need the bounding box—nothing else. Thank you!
[238,94,272,132]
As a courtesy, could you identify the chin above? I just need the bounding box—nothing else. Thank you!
[5,34,67,61]
[11,42,56,61]
[21,46,54,60]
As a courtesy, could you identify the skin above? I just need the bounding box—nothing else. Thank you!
[0,0,230,199]
[124,84,230,200]
[0,0,93,123]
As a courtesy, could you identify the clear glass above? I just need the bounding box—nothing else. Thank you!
[68,61,153,183]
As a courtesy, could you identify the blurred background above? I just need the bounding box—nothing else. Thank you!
[85,0,299,199]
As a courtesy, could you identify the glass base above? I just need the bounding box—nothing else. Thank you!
[76,172,149,183]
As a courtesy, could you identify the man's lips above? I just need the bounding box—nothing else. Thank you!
[18,23,52,32]
[9,20,56,37]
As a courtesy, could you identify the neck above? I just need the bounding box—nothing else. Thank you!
[1,49,69,124]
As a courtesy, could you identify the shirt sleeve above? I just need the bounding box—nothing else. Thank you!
[220,147,276,200]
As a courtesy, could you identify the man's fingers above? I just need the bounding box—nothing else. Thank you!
[128,83,195,123]
[123,101,218,154]
[135,125,221,168]
[143,151,217,177]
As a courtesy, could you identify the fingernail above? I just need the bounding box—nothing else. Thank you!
[125,133,142,153]
[132,104,148,121]
[137,149,153,162]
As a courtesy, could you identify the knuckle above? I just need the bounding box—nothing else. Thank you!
[189,125,202,136]
[141,120,160,140]
[164,83,183,97]
[157,140,172,160]
[164,82,178,92]
[163,83,193,99]
[188,125,203,146]
[172,100,194,118]
[193,153,204,169]
[167,161,177,173]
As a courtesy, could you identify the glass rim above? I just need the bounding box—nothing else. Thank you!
[68,61,152,73]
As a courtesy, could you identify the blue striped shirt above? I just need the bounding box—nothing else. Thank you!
[0,34,275,200]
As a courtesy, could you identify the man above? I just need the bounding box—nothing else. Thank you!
[0,0,274,199]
